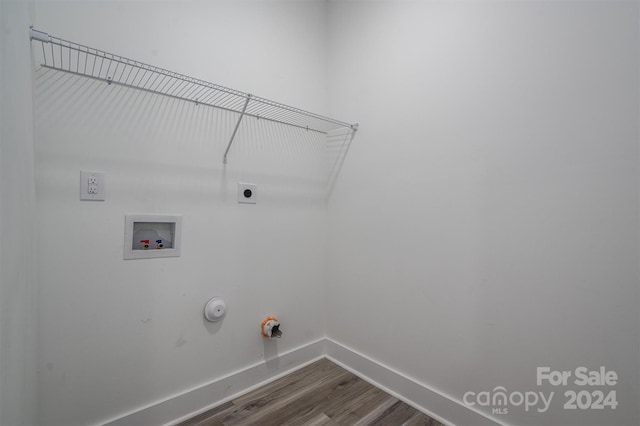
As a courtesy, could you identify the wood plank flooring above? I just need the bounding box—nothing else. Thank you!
[178,359,443,426]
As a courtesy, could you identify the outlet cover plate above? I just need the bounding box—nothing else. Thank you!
[238,182,257,204]
[80,170,105,201]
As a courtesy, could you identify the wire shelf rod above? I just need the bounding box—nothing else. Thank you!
[38,64,327,135]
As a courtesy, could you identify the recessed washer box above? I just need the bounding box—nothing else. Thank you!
[124,214,182,260]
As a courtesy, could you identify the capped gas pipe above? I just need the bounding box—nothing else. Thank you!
[261,316,282,339]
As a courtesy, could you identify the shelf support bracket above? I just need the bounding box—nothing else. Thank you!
[223,94,252,164]
[29,26,51,43]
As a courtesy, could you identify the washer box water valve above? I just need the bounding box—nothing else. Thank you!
[123,214,182,260]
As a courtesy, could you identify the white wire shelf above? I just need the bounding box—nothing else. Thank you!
[29,27,358,164]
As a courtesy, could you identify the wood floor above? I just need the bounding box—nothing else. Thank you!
[178,358,443,426]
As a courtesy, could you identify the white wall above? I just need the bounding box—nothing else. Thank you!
[0,1,38,425]
[32,1,329,424]
[15,1,640,425]
[326,1,639,426]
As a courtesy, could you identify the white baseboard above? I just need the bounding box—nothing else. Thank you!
[103,338,503,426]
[325,338,503,426]
[103,339,326,426]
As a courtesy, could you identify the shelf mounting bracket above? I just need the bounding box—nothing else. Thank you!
[223,94,252,164]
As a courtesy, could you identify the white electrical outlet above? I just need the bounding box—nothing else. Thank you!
[238,182,257,204]
[80,171,105,201]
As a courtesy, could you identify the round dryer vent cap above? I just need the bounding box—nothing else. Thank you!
[204,297,227,322]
